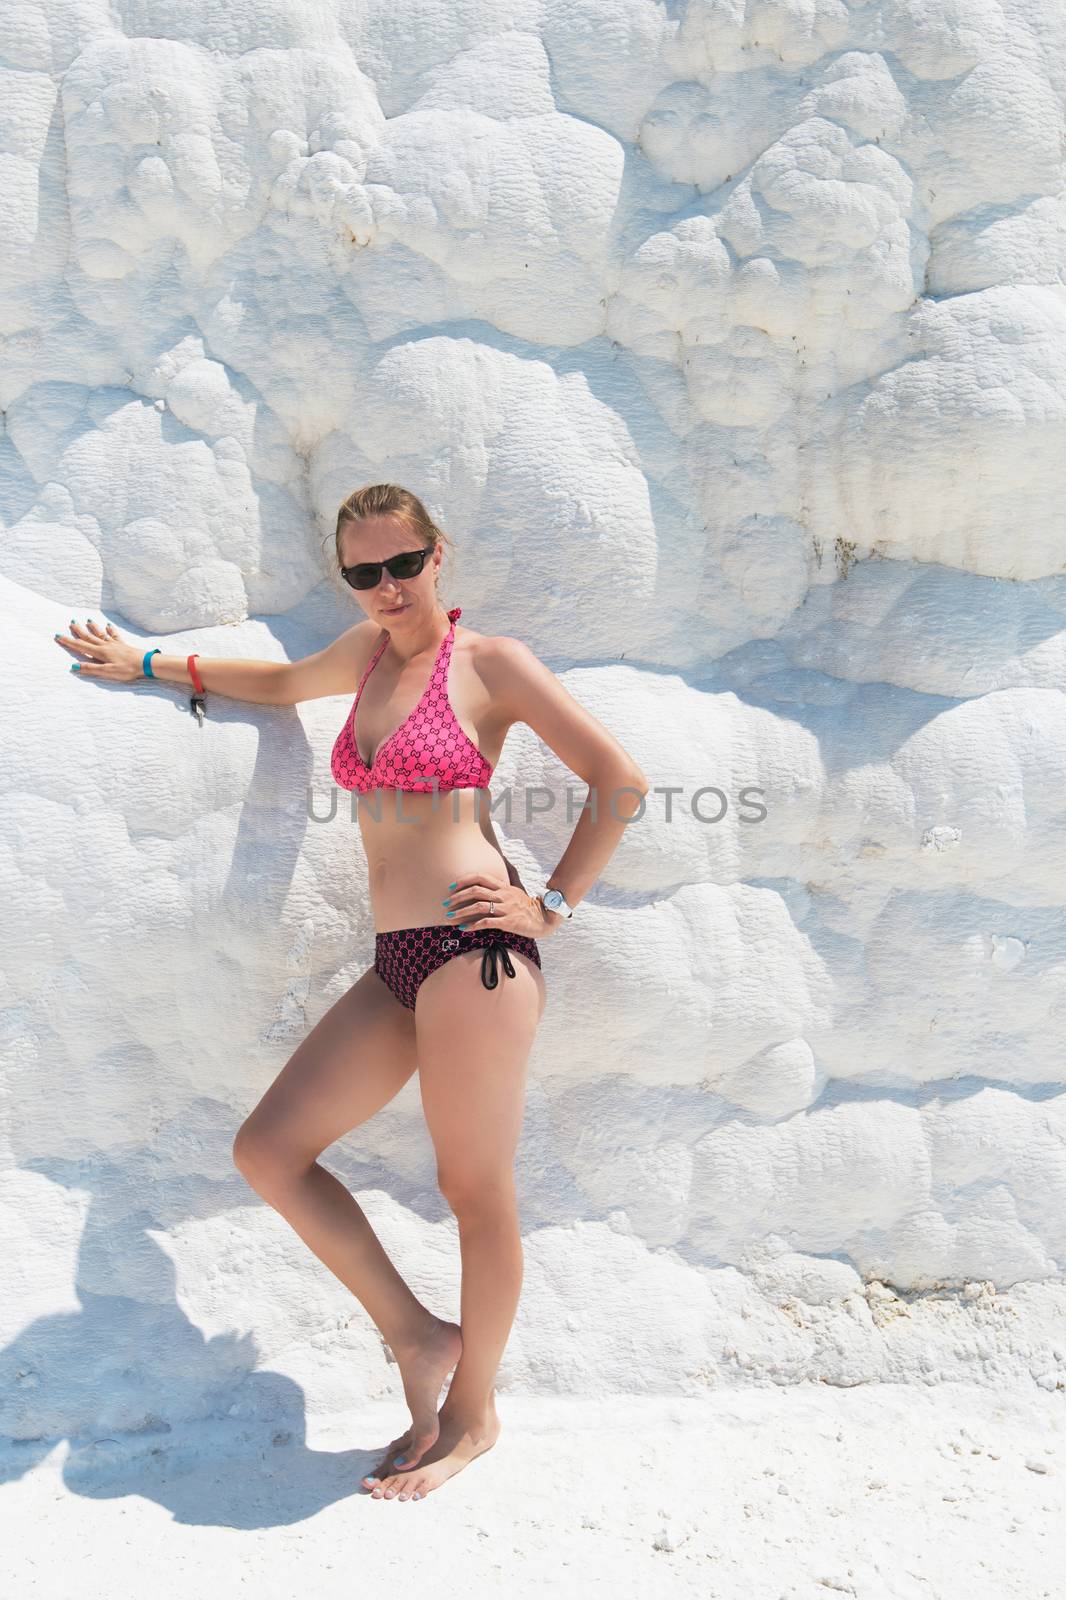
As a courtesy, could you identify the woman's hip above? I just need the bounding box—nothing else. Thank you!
[374,923,542,1011]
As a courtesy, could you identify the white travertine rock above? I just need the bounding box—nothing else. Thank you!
[2,1,1065,1451]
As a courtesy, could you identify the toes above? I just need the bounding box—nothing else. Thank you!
[361,1433,413,1489]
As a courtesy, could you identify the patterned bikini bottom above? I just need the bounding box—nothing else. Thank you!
[374,923,542,1012]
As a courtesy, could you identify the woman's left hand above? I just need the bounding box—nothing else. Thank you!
[444,873,558,937]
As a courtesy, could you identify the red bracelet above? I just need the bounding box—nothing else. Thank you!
[187,653,206,725]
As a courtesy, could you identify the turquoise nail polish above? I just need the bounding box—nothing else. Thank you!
[446,910,454,917]
[448,882,457,891]
[71,664,80,672]
[456,923,467,930]
[442,898,450,905]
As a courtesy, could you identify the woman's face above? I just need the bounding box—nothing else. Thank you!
[338,515,442,626]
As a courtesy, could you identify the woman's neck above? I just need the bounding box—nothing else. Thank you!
[383,600,452,664]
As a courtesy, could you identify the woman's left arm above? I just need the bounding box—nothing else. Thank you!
[479,635,650,930]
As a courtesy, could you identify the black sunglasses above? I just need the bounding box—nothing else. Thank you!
[340,547,432,591]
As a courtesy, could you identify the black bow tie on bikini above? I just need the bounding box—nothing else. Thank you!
[480,938,517,990]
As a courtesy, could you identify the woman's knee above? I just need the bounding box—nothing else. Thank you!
[436,1167,518,1218]
[232,1119,306,1190]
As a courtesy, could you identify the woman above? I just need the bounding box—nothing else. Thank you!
[56,483,649,1503]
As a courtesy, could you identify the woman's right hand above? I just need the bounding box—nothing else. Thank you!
[55,617,148,682]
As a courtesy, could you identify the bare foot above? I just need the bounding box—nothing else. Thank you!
[364,1399,500,1501]
[360,1318,462,1489]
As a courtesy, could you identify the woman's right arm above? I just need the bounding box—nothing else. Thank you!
[57,617,373,706]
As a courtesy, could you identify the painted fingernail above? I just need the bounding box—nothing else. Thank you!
[448,882,457,891]
[71,664,80,672]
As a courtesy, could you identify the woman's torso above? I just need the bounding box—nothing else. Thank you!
[335,610,516,933]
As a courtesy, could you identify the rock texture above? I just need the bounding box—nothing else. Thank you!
[2,1,1065,1443]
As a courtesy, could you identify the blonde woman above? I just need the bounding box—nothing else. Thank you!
[56,484,648,1502]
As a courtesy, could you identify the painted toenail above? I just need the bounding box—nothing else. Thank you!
[413,1491,422,1499]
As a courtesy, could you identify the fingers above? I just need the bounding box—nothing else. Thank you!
[56,617,111,675]
[449,886,519,932]
[445,874,515,931]
[447,874,505,908]
[58,619,90,652]
[65,616,116,641]
[57,617,121,664]
[448,890,505,922]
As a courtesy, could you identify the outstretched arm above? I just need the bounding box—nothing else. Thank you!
[57,617,370,706]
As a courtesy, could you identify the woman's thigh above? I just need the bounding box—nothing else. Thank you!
[414,949,546,1192]
[234,965,418,1172]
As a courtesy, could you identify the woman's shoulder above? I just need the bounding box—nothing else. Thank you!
[470,631,552,704]
[469,629,538,669]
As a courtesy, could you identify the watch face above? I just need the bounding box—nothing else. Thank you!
[543,890,563,910]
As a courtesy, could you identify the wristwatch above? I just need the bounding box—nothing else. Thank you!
[539,887,574,920]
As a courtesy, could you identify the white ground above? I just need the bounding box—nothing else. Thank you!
[2,1386,1062,1599]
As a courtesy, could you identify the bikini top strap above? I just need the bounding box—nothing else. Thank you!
[439,606,462,676]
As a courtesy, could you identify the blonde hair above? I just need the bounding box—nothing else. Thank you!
[326,484,456,593]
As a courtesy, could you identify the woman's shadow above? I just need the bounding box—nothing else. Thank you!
[0,1155,397,1525]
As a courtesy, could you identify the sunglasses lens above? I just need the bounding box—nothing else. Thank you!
[343,548,428,590]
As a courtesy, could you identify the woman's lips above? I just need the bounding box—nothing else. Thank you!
[382,603,408,615]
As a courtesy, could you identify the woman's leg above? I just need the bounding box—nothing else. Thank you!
[363,944,546,1501]
[232,964,462,1467]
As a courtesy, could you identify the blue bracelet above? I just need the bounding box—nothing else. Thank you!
[143,648,161,678]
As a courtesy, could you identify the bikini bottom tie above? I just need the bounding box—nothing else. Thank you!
[481,937,517,991]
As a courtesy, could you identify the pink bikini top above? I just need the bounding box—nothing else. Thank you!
[331,606,494,794]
